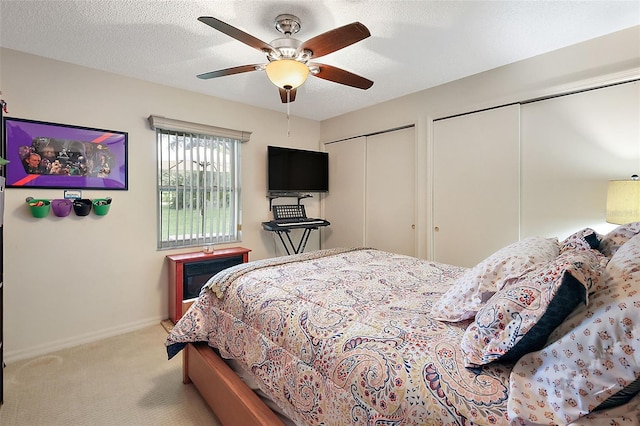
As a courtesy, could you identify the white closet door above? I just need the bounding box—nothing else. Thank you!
[322,137,366,249]
[432,104,520,267]
[521,81,640,239]
[366,127,416,256]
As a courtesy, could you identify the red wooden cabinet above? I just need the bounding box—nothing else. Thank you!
[167,247,250,323]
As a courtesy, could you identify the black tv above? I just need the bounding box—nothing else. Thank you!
[267,145,329,193]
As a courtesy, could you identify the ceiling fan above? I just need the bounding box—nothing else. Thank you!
[197,14,374,103]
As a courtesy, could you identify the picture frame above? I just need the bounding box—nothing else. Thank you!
[2,117,128,190]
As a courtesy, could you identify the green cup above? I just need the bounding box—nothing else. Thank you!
[92,198,112,216]
[26,198,51,218]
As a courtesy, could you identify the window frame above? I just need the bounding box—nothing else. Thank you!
[149,116,250,250]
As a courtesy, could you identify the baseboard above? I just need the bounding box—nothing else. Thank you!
[3,316,165,363]
[161,318,174,333]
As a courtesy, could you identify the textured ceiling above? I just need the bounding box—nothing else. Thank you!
[1,1,639,121]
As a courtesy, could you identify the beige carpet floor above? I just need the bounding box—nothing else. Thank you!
[0,324,221,425]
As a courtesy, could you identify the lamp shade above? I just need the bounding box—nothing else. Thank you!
[265,60,309,90]
[606,178,640,224]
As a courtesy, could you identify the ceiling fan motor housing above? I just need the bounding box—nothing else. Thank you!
[268,37,303,61]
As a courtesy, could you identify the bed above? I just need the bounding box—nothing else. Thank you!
[166,223,640,425]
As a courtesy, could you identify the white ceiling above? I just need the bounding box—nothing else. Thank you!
[1,1,639,121]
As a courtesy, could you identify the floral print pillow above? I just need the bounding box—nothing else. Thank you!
[460,248,605,367]
[599,221,640,257]
[431,237,559,322]
[508,233,640,425]
[560,227,600,252]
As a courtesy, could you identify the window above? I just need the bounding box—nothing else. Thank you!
[149,116,250,249]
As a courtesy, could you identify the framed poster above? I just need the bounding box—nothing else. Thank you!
[2,117,128,190]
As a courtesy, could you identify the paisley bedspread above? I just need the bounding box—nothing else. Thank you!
[166,248,513,425]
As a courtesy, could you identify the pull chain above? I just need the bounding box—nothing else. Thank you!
[286,89,291,137]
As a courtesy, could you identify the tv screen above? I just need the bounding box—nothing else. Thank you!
[268,146,329,193]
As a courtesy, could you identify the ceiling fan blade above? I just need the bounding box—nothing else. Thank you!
[279,88,297,103]
[298,22,370,59]
[198,16,276,55]
[197,64,262,80]
[311,63,373,90]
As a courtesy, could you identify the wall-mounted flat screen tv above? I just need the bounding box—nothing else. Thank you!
[267,145,329,193]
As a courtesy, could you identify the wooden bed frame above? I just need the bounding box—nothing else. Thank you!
[180,300,285,425]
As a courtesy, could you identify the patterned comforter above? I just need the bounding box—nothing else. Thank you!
[165,248,513,425]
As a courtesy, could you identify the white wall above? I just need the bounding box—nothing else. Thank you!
[320,26,640,260]
[0,48,321,361]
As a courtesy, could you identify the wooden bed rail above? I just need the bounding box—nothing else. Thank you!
[183,343,285,426]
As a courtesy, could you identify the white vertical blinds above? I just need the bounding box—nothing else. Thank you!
[151,116,247,249]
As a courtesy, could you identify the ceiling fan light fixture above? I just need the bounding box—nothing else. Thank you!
[265,59,309,90]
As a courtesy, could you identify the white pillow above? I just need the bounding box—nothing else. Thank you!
[599,221,640,257]
[431,236,559,322]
